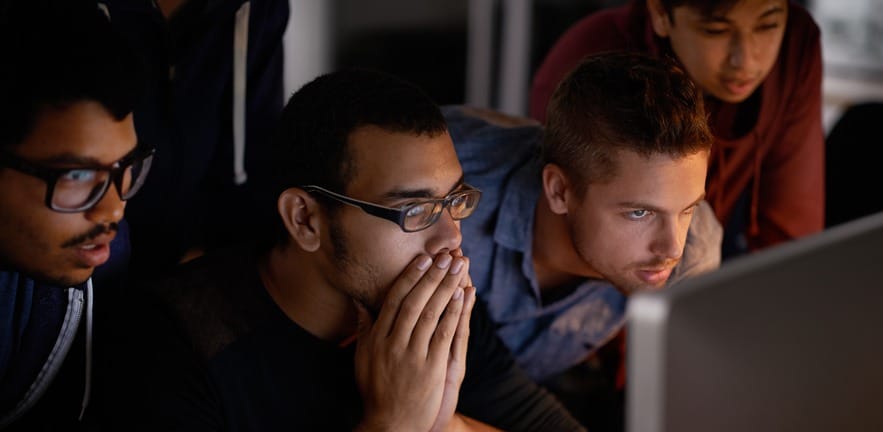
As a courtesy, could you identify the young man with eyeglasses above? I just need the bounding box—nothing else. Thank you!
[0,1,150,430]
[121,69,585,431]
[446,52,722,429]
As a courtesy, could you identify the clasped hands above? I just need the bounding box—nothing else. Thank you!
[354,249,477,432]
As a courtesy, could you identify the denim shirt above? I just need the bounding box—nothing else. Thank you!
[445,105,722,381]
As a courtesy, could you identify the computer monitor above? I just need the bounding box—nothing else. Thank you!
[627,211,883,432]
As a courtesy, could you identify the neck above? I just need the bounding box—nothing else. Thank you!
[155,0,187,19]
[259,244,357,343]
[532,195,603,293]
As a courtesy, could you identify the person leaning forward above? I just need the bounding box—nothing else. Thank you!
[114,68,586,431]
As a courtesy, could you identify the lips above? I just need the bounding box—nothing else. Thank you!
[721,77,756,97]
[635,267,674,286]
[71,232,116,268]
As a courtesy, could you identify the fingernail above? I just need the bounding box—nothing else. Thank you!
[436,254,452,269]
[450,258,464,275]
[416,255,432,270]
[452,287,463,300]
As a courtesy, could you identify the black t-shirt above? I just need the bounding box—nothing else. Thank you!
[114,247,585,431]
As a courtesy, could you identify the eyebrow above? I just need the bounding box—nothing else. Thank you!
[32,143,139,168]
[381,174,466,201]
[618,193,706,214]
[758,6,785,20]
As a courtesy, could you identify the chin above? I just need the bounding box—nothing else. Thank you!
[35,271,91,288]
[711,87,757,104]
[12,260,91,287]
[55,270,93,287]
[351,293,383,319]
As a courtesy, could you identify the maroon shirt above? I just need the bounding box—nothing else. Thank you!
[530,0,824,251]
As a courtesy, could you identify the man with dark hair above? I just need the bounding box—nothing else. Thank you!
[0,0,151,429]
[531,0,824,258]
[446,51,721,429]
[128,68,585,431]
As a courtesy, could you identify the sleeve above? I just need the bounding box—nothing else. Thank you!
[457,298,587,432]
[750,14,825,249]
[529,11,626,123]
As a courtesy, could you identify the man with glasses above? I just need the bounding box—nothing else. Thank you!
[122,68,584,431]
[0,1,149,430]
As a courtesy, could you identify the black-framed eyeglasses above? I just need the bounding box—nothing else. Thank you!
[0,143,155,213]
[301,184,481,233]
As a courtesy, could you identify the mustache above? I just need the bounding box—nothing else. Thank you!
[636,257,680,270]
[62,222,119,248]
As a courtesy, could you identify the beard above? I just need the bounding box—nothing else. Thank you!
[581,250,679,296]
[328,221,386,316]
[566,217,678,297]
[0,252,90,288]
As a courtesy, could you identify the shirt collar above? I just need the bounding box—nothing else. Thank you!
[493,155,544,254]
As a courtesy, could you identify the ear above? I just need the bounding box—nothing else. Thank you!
[277,188,322,252]
[542,163,572,215]
[647,0,672,38]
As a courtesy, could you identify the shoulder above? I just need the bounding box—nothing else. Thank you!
[561,4,634,43]
[672,201,723,282]
[443,105,543,173]
[146,247,267,360]
[444,105,542,143]
[542,2,645,62]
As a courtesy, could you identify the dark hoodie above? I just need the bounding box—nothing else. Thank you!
[101,0,289,275]
[0,221,130,431]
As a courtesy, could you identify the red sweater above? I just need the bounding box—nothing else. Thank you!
[530,1,825,250]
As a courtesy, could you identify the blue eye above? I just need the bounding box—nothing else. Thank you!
[627,209,650,220]
[60,169,97,183]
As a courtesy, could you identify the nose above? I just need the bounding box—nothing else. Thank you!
[727,31,757,71]
[84,182,126,225]
[650,217,685,261]
[425,210,462,256]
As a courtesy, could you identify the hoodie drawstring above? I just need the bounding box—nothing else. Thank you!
[78,279,93,421]
[233,1,250,185]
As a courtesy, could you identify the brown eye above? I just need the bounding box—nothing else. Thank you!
[701,27,728,36]
[405,204,427,218]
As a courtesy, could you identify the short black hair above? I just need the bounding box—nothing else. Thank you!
[0,0,144,149]
[266,68,447,246]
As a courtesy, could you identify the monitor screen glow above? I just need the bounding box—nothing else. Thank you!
[627,211,883,432]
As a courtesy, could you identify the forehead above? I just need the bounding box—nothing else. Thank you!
[13,100,137,164]
[680,0,787,21]
[344,125,463,199]
[588,150,708,209]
